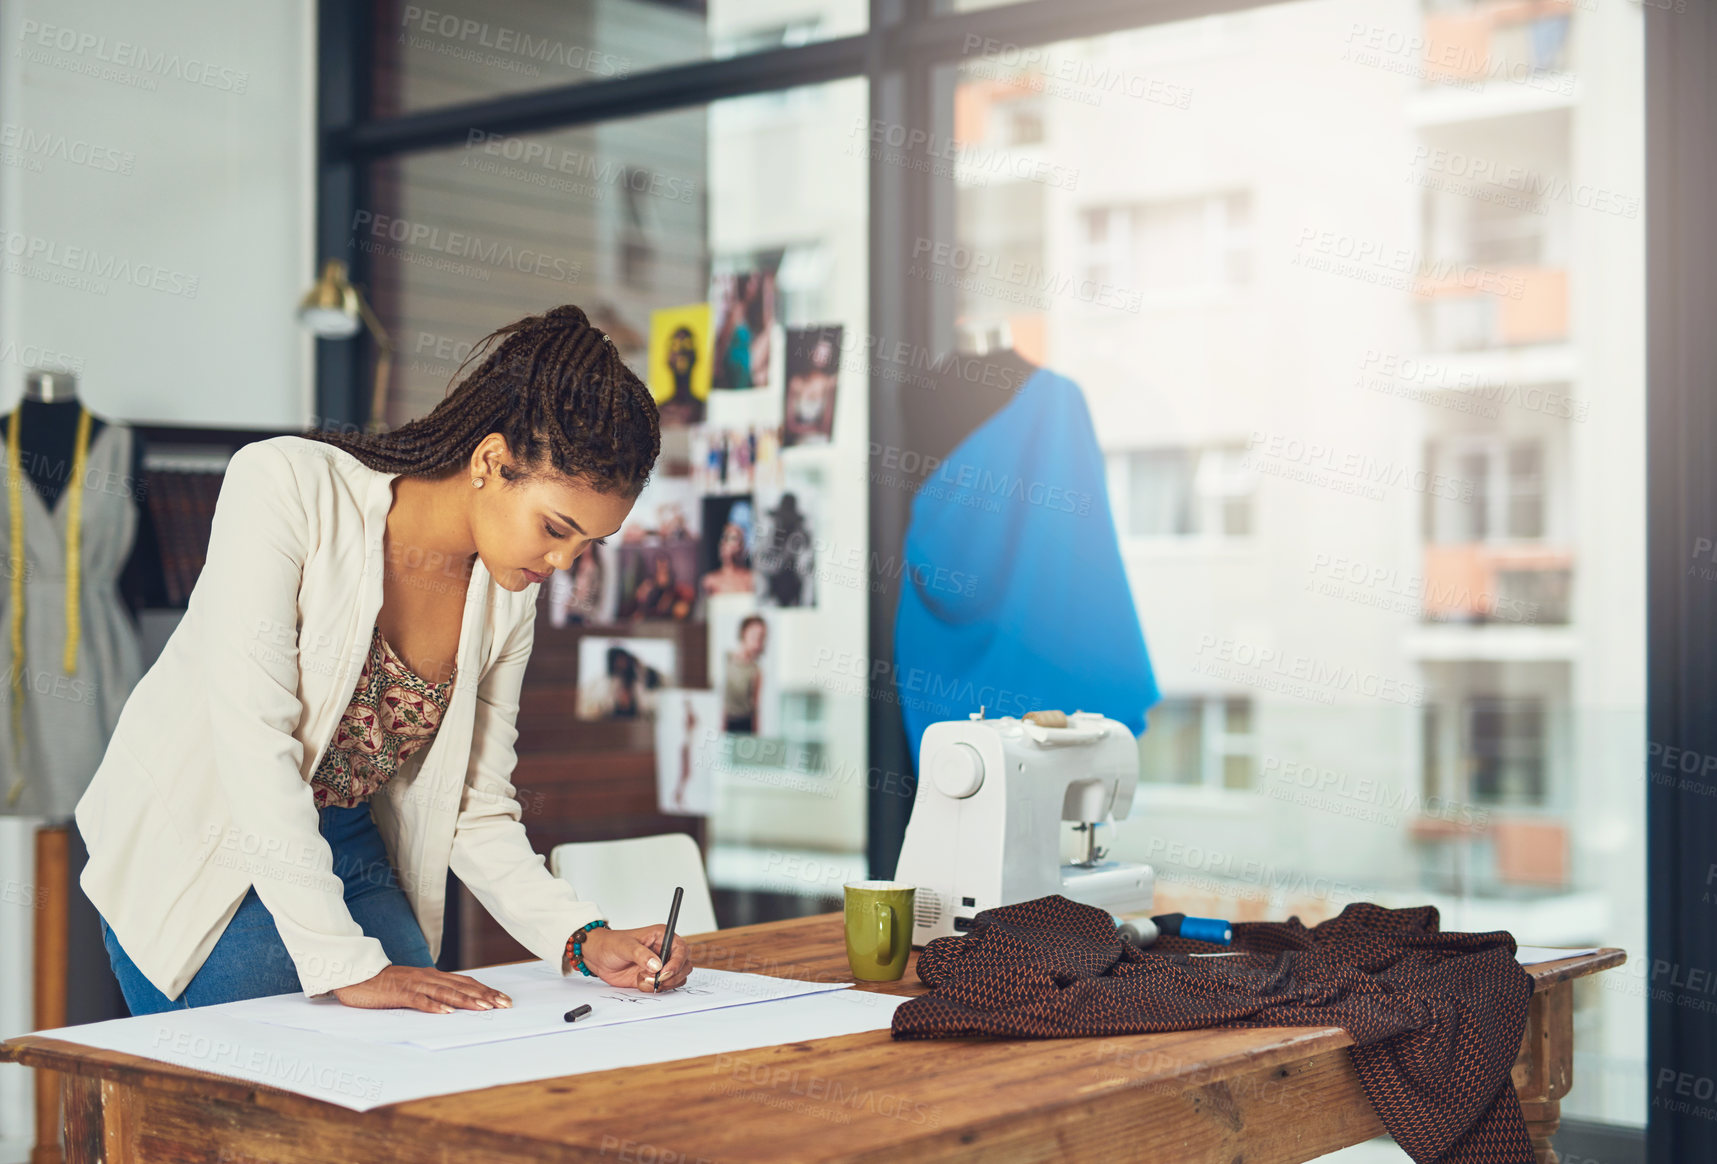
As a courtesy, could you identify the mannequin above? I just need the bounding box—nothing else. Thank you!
[0,369,149,817]
[891,321,1160,761]
[899,319,1038,485]
[1,368,154,1041]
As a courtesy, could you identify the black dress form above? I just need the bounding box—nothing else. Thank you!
[899,348,1039,488]
[0,397,164,615]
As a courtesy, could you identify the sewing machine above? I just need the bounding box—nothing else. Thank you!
[895,709,1154,945]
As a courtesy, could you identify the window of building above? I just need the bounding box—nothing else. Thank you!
[1426,437,1550,544]
[1111,445,1255,539]
[1140,696,1257,790]
[1079,191,1251,300]
[1465,696,1547,807]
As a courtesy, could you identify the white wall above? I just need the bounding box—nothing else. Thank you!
[0,0,315,427]
[0,2,314,1155]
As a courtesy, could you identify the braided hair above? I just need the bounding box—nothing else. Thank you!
[303,304,660,495]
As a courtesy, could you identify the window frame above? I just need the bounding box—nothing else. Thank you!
[314,4,1685,1152]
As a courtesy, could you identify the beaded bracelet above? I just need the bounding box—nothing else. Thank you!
[565,919,609,976]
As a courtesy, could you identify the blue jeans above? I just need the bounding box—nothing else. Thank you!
[99,803,435,1015]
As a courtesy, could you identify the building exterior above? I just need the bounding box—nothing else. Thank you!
[950,0,1644,1127]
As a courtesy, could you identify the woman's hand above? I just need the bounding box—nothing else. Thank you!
[332,965,513,1013]
[575,925,694,992]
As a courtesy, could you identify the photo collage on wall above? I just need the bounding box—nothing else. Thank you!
[541,250,843,817]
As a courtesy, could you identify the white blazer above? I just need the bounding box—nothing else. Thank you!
[76,435,604,1000]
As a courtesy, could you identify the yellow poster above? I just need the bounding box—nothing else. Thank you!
[648,303,712,427]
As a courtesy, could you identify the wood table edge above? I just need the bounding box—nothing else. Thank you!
[0,941,1629,1161]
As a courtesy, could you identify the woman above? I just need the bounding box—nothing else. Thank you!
[722,615,767,734]
[77,304,694,1016]
[701,521,754,597]
[632,552,693,620]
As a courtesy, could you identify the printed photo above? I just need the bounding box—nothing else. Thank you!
[754,486,818,609]
[546,543,614,627]
[783,325,842,447]
[618,542,699,621]
[648,303,713,427]
[654,689,722,817]
[575,636,677,721]
[699,495,755,601]
[718,611,768,735]
[709,254,782,390]
[616,473,700,621]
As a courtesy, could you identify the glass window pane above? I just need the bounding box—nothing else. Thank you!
[1223,696,1252,735]
[1221,754,1255,791]
[1139,699,1203,785]
[948,0,1642,1130]
[372,0,867,118]
[1508,442,1545,538]
[360,76,870,906]
[1127,449,1195,536]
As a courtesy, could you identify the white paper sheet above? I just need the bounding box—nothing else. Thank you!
[235,963,847,1051]
[19,986,906,1113]
[1515,945,1602,965]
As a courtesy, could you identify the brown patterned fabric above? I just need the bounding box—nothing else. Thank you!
[309,624,455,809]
[892,895,1535,1164]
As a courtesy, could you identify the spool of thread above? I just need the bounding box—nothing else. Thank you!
[1177,917,1233,945]
[1113,915,1159,947]
[1150,912,1234,946]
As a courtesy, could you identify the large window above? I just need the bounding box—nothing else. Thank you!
[341,7,870,934]
[324,0,1648,1149]
[942,0,1643,1136]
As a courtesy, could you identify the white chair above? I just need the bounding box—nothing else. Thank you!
[549,834,719,935]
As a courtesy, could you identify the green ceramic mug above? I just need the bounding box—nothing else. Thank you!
[843,880,916,982]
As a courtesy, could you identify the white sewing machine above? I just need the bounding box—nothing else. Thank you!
[895,709,1154,945]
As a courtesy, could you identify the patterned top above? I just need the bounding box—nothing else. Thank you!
[309,625,456,809]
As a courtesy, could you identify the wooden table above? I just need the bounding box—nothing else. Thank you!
[0,912,1625,1164]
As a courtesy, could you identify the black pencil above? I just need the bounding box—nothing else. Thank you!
[654,886,684,991]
